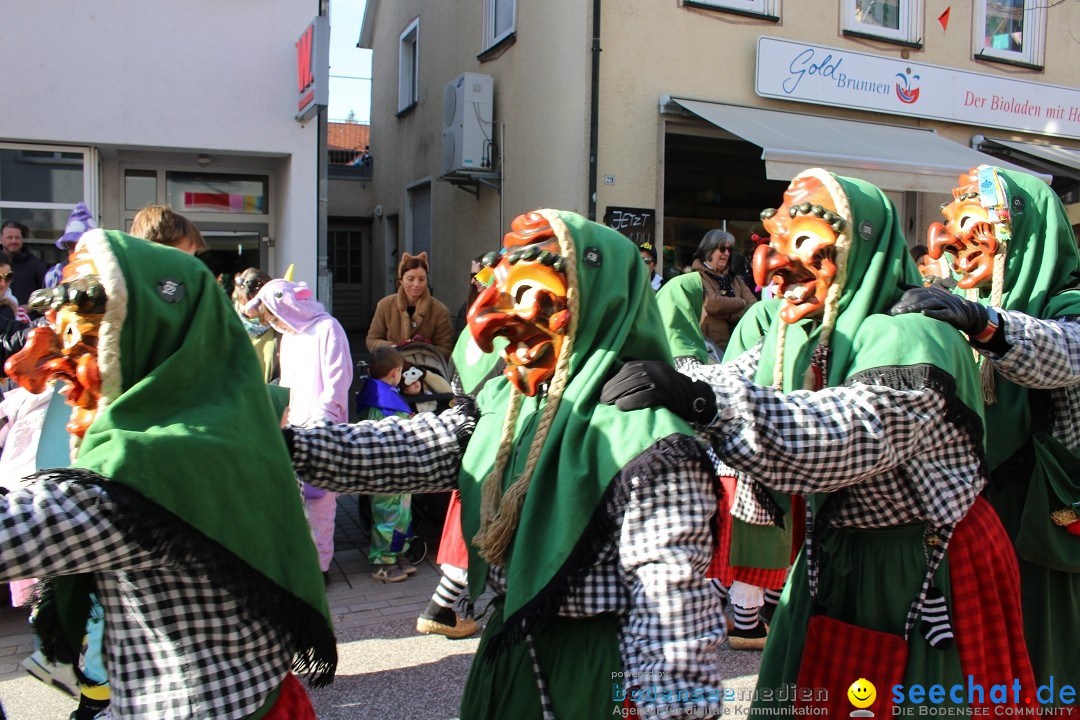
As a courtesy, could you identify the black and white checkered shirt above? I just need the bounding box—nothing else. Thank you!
[985,311,1080,452]
[684,344,986,530]
[291,409,726,719]
[0,474,297,719]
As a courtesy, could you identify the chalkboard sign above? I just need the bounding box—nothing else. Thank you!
[603,206,655,247]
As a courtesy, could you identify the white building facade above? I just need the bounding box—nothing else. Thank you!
[0,2,329,291]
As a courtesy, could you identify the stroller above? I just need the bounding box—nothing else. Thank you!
[396,340,456,413]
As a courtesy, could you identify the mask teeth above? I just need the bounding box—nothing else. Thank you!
[784,284,810,303]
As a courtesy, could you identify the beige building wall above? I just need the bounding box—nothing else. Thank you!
[597,1,1080,247]
[362,1,1080,315]
[363,0,592,313]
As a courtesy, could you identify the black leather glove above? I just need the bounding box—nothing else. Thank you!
[450,394,479,422]
[889,286,989,337]
[600,360,717,424]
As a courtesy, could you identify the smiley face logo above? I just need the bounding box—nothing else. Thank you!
[848,678,877,709]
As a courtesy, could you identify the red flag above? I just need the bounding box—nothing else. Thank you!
[938,7,951,31]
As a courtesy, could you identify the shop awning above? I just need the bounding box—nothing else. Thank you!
[665,97,1047,193]
[974,137,1080,182]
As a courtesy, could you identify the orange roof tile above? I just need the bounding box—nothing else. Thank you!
[327,122,371,152]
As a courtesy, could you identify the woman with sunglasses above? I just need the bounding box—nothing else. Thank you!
[232,268,279,383]
[0,251,20,323]
[692,229,757,360]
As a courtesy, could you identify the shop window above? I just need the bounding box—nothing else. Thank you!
[974,0,1046,68]
[484,0,516,50]
[0,144,92,248]
[125,170,157,211]
[684,0,780,20]
[166,172,268,215]
[842,0,923,45]
[398,18,420,114]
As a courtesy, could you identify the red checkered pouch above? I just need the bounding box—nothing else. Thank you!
[794,613,908,718]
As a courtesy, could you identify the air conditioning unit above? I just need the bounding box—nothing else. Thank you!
[442,72,494,174]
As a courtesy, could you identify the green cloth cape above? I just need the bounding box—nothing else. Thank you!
[450,326,507,395]
[956,167,1080,471]
[39,230,335,684]
[655,272,709,363]
[457,210,694,638]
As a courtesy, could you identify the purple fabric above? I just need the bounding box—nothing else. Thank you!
[302,482,327,500]
[58,202,95,248]
[250,279,353,425]
[356,377,412,417]
[246,279,328,333]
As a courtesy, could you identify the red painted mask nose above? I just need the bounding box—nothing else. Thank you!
[5,326,68,394]
[753,242,792,290]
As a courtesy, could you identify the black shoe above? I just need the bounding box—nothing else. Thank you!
[322,571,331,587]
[70,694,110,720]
[727,620,768,651]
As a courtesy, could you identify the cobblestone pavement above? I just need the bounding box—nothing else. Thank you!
[0,494,762,719]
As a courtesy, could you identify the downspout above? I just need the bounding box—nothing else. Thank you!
[317,0,330,308]
[588,0,601,221]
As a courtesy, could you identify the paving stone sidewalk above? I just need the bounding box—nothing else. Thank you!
[0,493,761,719]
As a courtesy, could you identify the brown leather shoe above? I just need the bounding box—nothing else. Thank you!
[416,614,479,639]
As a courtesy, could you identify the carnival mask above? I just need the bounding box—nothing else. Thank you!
[467,212,571,396]
[926,167,1001,290]
[4,244,106,437]
[754,174,847,323]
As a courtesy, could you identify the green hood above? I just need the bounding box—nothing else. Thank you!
[40,230,335,684]
[458,210,697,644]
[956,167,1080,470]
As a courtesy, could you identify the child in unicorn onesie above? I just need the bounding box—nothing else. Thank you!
[248,279,352,580]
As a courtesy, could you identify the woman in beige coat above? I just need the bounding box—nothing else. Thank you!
[366,252,455,359]
[691,230,757,358]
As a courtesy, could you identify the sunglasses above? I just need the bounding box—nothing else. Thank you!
[716,246,732,253]
[0,272,13,282]
[234,276,265,296]
[642,256,655,264]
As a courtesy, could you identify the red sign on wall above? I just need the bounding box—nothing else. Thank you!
[295,17,329,122]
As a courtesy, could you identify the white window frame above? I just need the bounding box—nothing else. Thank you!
[398,18,420,113]
[484,0,516,50]
[973,0,1046,67]
[842,0,923,44]
[0,142,98,239]
[684,0,779,17]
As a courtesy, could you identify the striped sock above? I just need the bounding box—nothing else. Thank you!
[711,579,729,605]
[432,574,467,610]
[761,588,782,622]
[919,587,954,649]
[732,603,760,632]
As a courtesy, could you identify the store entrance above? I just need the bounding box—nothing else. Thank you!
[663,132,788,282]
[195,224,268,284]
